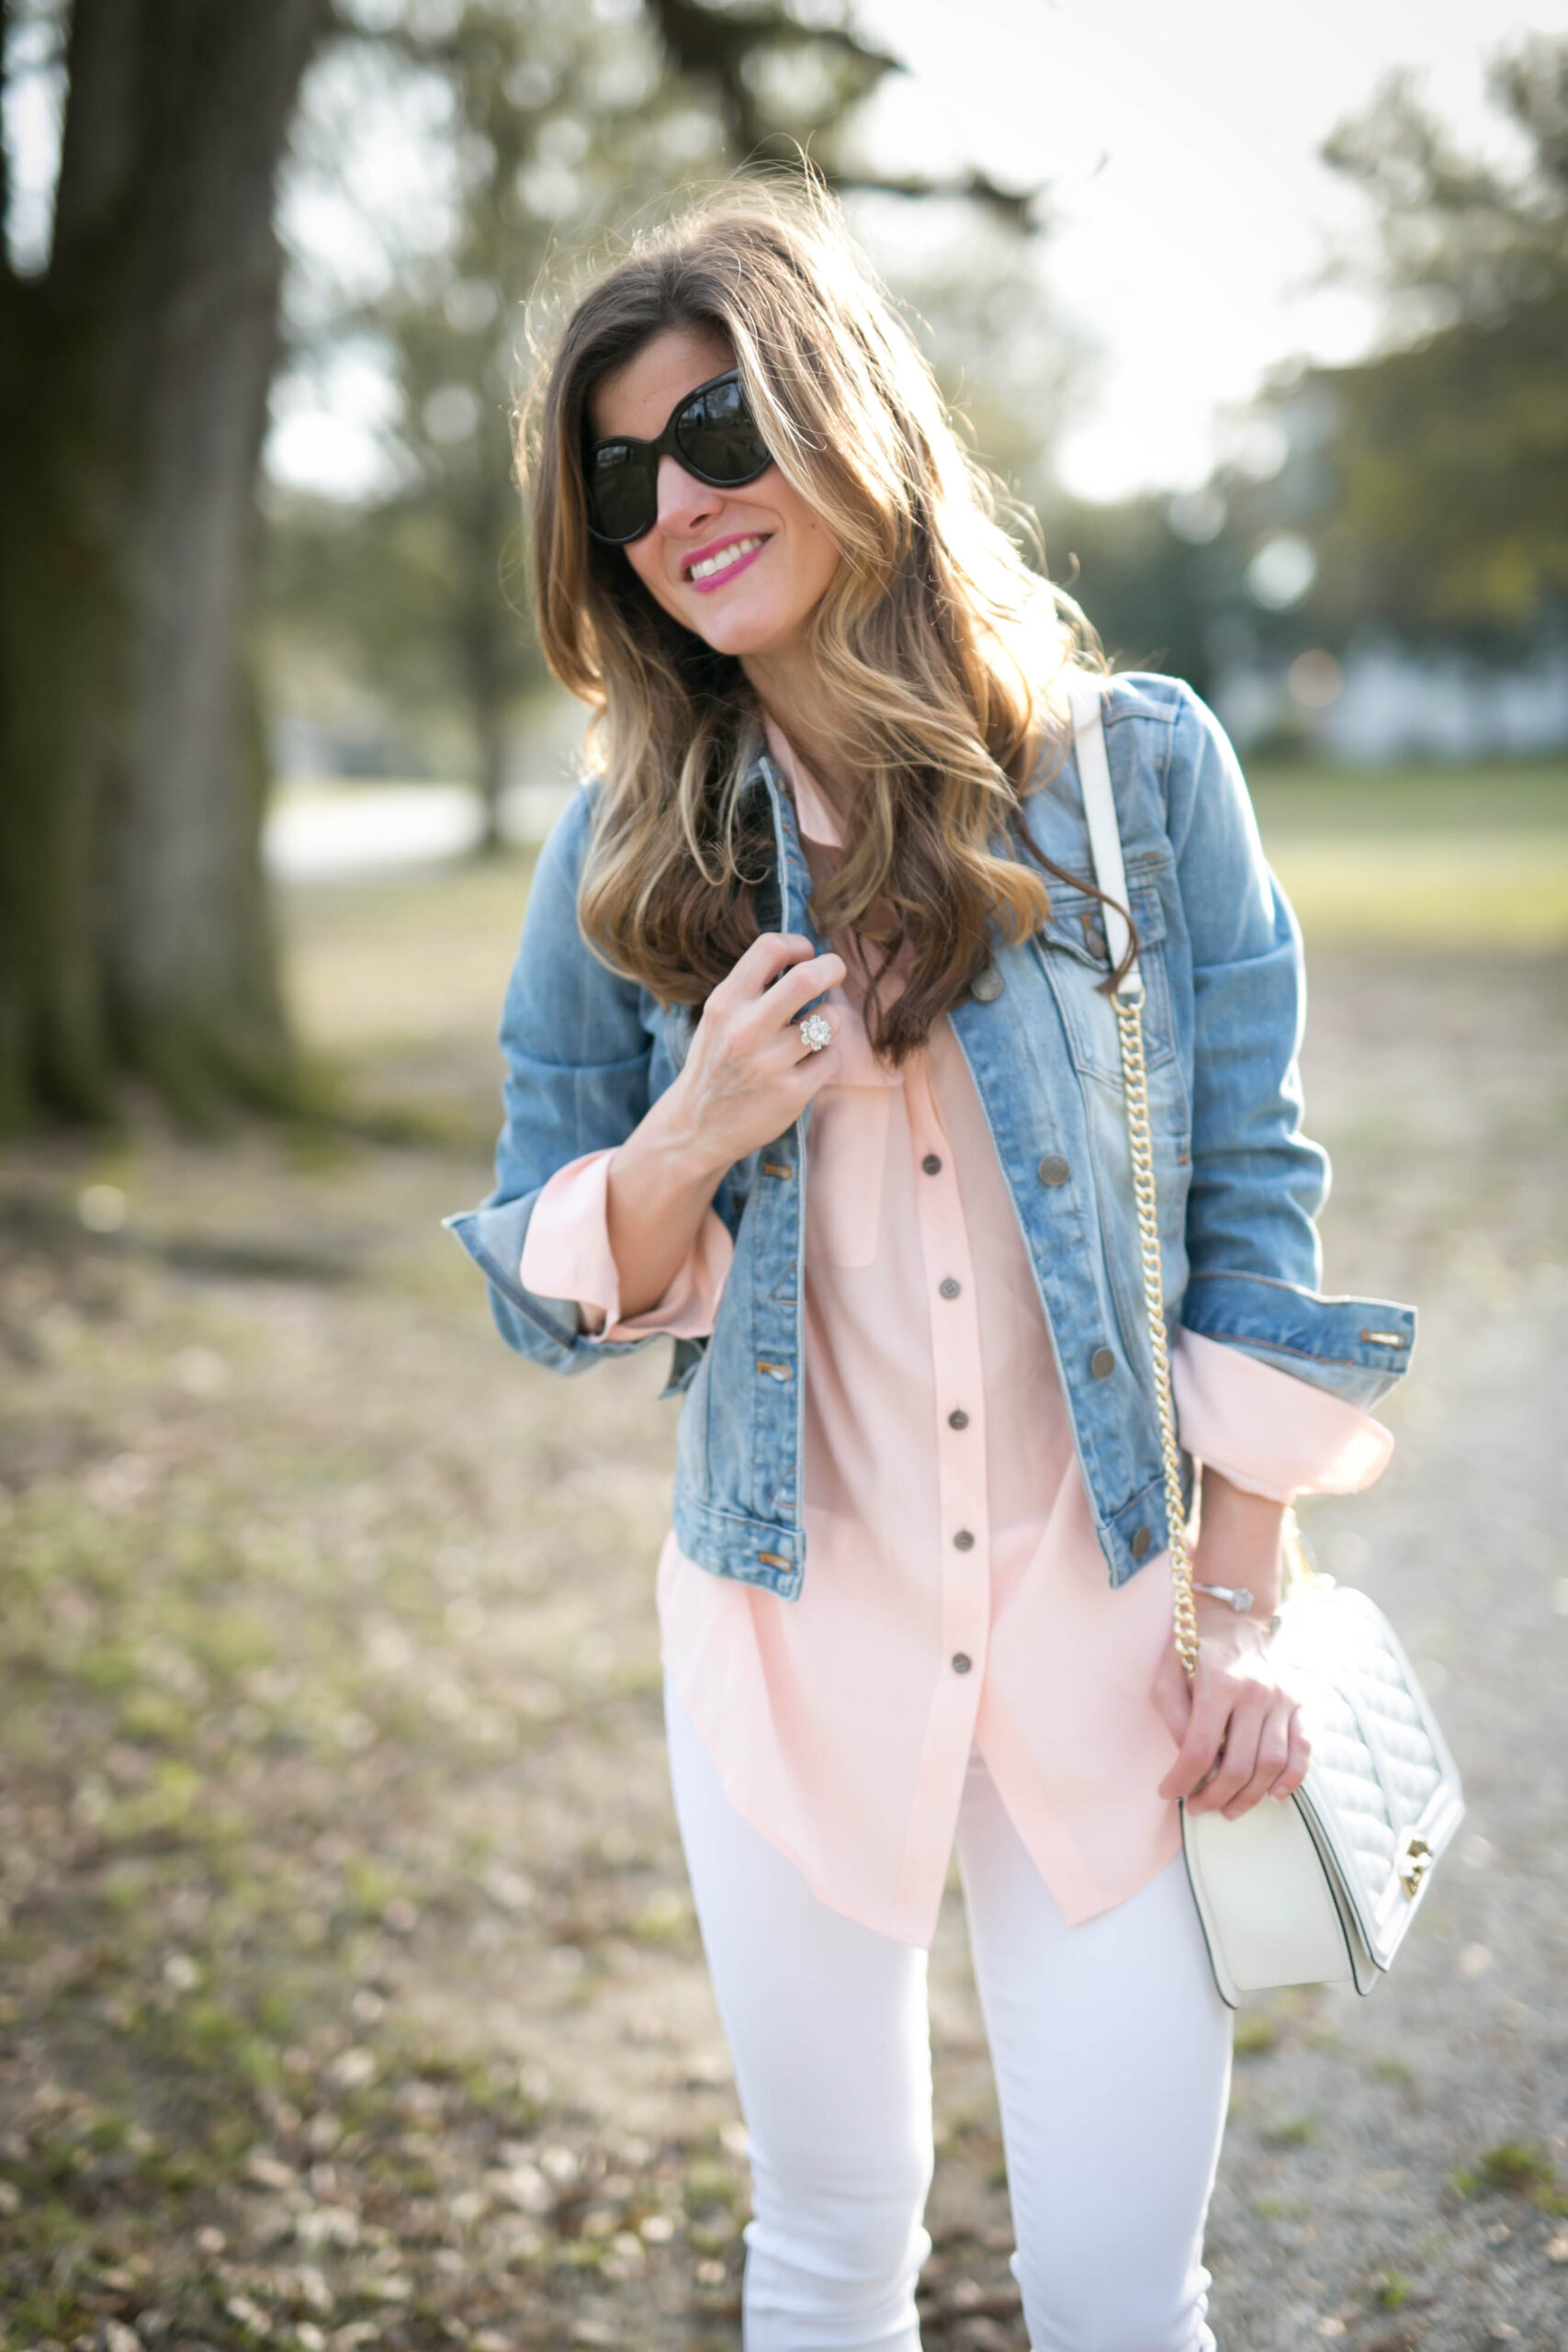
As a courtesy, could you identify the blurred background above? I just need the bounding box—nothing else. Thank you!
[0,3,1564,2348]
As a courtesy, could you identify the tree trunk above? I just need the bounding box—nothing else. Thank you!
[463,487,510,860]
[0,0,320,1128]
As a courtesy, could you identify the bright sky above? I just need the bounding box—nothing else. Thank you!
[849,0,1568,498]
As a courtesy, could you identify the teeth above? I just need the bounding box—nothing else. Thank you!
[689,536,762,582]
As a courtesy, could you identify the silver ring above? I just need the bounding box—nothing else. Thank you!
[798,1012,832,1054]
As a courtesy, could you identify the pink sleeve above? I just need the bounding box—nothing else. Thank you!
[1171,1327,1393,1503]
[519,1149,732,1342]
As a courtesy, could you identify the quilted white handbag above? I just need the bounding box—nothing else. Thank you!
[1067,675,1464,2007]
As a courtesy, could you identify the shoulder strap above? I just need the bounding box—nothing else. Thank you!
[1065,673,1140,995]
[1065,671,1199,1679]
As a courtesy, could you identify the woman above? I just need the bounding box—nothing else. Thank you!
[448,179,1414,2352]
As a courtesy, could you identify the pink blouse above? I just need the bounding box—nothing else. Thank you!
[520,731,1392,1947]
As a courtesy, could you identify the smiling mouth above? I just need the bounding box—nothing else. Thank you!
[685,534,768,584]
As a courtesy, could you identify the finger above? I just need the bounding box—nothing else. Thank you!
[1221,1705,1293,1818]
[1270,1712,1312,1801]
[1150,1645,1193,1747]
[722,931,824,998]
[1190,1698,1265,1815]
[792,1036,846,1093]
[751,952,847,1025]
[1158,1693,1231,1801]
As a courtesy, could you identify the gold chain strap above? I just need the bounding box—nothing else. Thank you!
[1111,984,1201,1682]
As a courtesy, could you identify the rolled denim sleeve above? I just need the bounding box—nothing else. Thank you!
[1163,689,1415,1408]
[443,787,671,1377]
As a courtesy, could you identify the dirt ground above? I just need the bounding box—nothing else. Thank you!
[1,847,1565,2351]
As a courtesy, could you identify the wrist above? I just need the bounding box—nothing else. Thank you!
[630,1079,730,1194]
[1193,1581,1282,1637]
[1192,1469,1287,1616]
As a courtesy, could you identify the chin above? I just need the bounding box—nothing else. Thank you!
[680,597,804,660]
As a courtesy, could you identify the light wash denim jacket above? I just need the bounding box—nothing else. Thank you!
[446,674,1415,1600]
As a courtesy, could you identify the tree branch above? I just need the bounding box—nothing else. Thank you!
[829,164,1045,233]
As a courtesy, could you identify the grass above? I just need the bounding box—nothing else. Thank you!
[1450,2142,1562,2202]
[1259,2115,1317,2149]
[1246,756,1568,833]
[1232,2008,1283,2059]
[1247,760,1568,950]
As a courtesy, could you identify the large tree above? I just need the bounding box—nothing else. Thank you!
[1298,36,1568,639]
[0,0,1038,1129]
[0,0,322,1126]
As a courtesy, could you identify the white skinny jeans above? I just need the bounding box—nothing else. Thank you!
[666,1683,1233,2352]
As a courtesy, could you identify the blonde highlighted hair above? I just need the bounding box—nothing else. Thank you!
[523,173,1100,1060]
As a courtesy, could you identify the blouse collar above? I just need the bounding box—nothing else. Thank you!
[761,714,844,851]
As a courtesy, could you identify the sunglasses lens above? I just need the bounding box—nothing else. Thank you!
[677,376,771,484]
[586,441,655,543]
[583,374,771,541]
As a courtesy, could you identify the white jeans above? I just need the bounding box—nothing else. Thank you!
[666,1683,1233,2352]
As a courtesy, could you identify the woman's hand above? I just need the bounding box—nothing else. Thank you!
[660,931,847,1177]
[1153,1473,1310,1819]
[602,933,845,1322]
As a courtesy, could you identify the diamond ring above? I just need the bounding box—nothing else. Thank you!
[798,1012,832,1054]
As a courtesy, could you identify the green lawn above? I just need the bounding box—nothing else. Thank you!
[1247,760,1568,949]
[1246,756,1568,834]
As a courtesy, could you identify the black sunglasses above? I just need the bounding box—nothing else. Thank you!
[582,368,773,545]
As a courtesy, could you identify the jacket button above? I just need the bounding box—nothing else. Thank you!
[971,967,1003,1001]
[948,1408,969,1430]
[1090,1346,1116,1378]
[1037,1154,1070,1187]
[1131,1527,1153,1559]
[939,1277,961,1300]
[922,1153,942,1175]
[952,1652,973,1674]
[953,1529,976,1552]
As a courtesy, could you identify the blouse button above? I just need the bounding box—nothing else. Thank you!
[953,1529,976,1552]
[939,1277,961,1300]
[1090,1345,1116,1378]
[1038,1154,1070,1187]
[947,1408,969,1430]
[971,968,1003,1002]
[1131,1527,1153,1558]
[952,1652,973,1674]
[922,1153,942,1176]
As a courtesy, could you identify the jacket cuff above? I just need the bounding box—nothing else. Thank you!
[1171,1329,1393,1503]
[1179,1269,1416,1408]
[444,1196,657,1375]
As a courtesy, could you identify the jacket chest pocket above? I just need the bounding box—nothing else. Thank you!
[1031,876,1179,1091]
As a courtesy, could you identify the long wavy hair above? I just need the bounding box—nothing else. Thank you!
[522,174,1101,1060]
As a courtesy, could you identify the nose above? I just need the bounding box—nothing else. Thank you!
[655,451,723,537]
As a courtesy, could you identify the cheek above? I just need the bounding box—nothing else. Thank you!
[783,501,841,606]
[625,541,671,608]
[809,524,841,597]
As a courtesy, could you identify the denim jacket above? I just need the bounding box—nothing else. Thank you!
[446,673,1415,1599]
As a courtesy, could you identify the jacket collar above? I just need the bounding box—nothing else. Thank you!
[737,724,821,945]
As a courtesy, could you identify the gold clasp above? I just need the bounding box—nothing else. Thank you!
[1397,1833,1434,1898]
